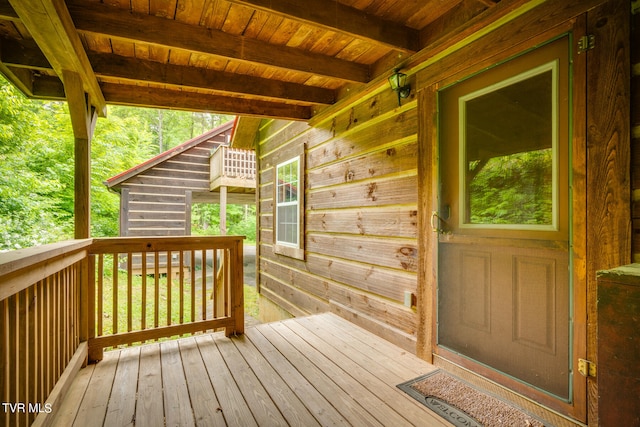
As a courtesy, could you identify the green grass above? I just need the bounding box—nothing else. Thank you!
[97,257,259,346]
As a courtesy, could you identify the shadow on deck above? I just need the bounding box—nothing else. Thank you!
[51,313,448,427]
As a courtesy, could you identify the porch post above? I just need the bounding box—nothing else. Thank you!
[220,185,227,235]
[63,70,98,239]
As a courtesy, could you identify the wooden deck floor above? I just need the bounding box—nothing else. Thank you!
[52,313,451,426]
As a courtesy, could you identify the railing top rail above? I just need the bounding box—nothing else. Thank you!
[210,145,255,157]
[0,239,92,278]
[90,235,245,254]
[0,239,92,301]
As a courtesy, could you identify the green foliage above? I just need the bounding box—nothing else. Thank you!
[192,203,256,242]
[0,74,239,249]
[468,149,553,225]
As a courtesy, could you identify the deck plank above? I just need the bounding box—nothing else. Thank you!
[51,363,95,426]
[270,320,414,426]
[104,346,140,427]
[291,316,452,427]
[254,322,385,426]
[72,350,119,427]
[311,313,434,378]
[206,334,288,426]
[189,335,255,427]
[244,326,349,426]
[135,344,164,427]
[230,333,321,426]
[161,340,196,427]
[53,313,449,427]
[177,337,226,427]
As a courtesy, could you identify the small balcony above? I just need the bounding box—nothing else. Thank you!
[210,146,256,193]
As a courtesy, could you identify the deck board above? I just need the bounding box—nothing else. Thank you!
[104,346,140,427]
[135,344,164,427]
[52,313,452,426]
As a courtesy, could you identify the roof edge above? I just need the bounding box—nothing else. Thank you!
[105,119,234,188]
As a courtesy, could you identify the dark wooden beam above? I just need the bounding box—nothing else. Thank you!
[67,1,370,83]
[0,0,18,21]
[0,64,33,95]
[0,37,51,71]
[0,37,334,105]
[8,0,107,116]
[32,74,66,99]
[100,83,313,121]
[88,53,335,105]
[226,0,419,53]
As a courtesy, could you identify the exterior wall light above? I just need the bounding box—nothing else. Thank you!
[388,69,411,106]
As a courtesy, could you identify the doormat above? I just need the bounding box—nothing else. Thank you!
[397,370,547,427]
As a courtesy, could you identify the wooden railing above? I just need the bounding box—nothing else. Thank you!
[87,236,244,361]
[0,240,92,427]
[210,146,256,190]
[0,235,244,426]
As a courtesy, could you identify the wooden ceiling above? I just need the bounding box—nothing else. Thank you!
[0,0,499,120]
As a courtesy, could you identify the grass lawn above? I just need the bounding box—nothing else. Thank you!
[97,258,259,345]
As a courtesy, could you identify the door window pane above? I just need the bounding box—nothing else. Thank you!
[461,64,556,229]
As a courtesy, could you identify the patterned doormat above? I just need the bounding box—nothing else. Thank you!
[397,370,548,427]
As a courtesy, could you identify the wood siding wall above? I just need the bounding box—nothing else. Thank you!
[119,137,225,236]
[256,87,420,351]
[632,6,640,261]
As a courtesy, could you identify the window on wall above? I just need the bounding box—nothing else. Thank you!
[274,150,305,259]
[276,157,299,245]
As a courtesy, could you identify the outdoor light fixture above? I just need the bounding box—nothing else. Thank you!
[388,69,411,106]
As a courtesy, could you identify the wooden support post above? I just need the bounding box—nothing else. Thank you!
[220,185,227,236]
[185,190,192,236]
[63,70,98,239]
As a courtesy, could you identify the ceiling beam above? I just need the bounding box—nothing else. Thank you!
[7,0,107,116]
[0,0,18,21]
[67,1,370,84]
[100,83,313,121]
[1,37,51,71]
[1,37,335,105]
[226,0,419,53]
[88,53,335,105]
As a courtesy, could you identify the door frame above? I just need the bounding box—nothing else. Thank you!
[417,22,589,423]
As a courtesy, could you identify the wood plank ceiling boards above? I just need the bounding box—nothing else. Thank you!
[0,0,497,121]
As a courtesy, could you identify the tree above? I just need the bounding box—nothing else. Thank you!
[0,73,236,248]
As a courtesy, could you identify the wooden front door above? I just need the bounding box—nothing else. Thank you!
[435,37,575,403]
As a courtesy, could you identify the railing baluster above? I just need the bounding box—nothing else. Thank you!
[154,252,159,329]
[167,251,172,327]
[201,249,207,321]
[141,252,147,331]
[213,249,218,319]
[127,252,133,333]
[179,251,185,325]
[190,250,196,323]
[112,254,118,336]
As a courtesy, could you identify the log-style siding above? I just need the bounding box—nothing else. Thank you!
[120,143,216,236]
[107,124,234,237]
[256,88,419,351]
[255,1,632,423]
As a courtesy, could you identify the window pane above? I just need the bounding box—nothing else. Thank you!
[277,159,298,203]
[277,205,297,245]
[276,157,300,247]
[462,68,554,226]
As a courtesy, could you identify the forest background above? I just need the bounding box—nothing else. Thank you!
[0,75,256,251]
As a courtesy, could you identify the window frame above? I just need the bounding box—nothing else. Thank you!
[273,147,305,260]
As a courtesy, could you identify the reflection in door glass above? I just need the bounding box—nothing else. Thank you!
[462,66,555,227]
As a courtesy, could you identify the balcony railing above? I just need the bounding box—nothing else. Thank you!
[210,146,256,191]
[0,236,244,426]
